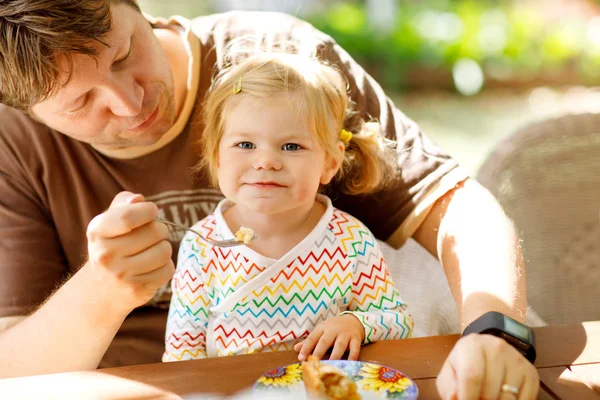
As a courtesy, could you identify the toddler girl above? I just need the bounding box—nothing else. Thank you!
[163,52,413,362]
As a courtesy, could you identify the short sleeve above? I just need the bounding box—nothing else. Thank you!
[0,157,67,317]
[0,109,68,317]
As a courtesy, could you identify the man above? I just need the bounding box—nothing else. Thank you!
[0,1,538,398]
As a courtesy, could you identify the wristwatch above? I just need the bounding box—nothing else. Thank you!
[461,311,536,363]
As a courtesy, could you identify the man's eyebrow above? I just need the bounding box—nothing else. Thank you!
[58,35,132,112]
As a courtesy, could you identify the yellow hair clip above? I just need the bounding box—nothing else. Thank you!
[340,128,353,144]
[233,76,243,94]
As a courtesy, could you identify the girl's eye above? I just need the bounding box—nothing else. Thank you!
[282,143,302,151]
[236,142,255,149]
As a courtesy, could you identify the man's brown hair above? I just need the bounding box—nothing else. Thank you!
[0,0,141,112]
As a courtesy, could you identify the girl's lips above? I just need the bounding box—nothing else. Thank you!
[247,182,285,188]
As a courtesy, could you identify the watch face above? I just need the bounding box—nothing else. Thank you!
[503,316,531,341]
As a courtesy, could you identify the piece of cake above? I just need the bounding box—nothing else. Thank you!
[234,226,254,244]
[302,356,361,400]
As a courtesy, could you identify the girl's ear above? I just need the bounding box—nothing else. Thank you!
[320,142,345,185]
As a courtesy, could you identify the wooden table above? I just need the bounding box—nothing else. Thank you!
[1,321,599,399]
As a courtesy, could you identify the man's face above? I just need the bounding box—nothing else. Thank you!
[30,3,175,150]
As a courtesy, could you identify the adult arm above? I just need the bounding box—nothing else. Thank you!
[413,178,539,399]
[413,178,525,328]
[0,192,174,378]
[315,17,534,398]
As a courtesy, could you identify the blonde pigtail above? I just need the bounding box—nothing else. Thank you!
[338,121,398,195]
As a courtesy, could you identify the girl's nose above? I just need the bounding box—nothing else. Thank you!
[252,148,282,171]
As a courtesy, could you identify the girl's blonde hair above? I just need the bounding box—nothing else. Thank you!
[198,52,398,195]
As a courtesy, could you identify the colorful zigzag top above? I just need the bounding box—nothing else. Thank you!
[163,196,413,361]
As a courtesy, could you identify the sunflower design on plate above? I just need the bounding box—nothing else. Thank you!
[358,363,416,397]
[255,363,303,389]
[253,360,418,399]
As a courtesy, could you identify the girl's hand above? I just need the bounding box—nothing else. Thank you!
[294,314,365,361]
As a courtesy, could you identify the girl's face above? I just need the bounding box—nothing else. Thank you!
[216,92,342,215]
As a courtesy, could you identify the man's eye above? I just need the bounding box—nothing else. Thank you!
[236,142,255,149]
[282,143,302,151]
[68,95,89,113]
[113,44,132,66]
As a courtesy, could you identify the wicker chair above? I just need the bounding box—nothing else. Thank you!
[476,113,600,326]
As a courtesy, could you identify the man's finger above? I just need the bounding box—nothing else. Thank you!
[480,337,507,399]
[453,337,486,400]
[500,344,537,400]
[102,221,169,258]
[87,202,158,239]
[124,239,173,275]
[518,365,539,400]
[133,260,175,289]
[109,191,144,208]
[436,357,458,400]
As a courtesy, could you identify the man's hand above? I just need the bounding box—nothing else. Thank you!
[0,191,175,377]
[436,334,539,400]
[86,191,174,310]
[294,314,365,361]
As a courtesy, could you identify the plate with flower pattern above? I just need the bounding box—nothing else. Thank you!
[253,360,418,399]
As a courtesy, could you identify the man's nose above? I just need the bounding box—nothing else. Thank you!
[252,148,283,171]
[105,76,144,117]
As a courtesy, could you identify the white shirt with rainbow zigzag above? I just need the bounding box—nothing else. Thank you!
[163,196,414,361]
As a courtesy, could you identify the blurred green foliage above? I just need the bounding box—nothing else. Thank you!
[305,1,600,92]
[139,0,600,93]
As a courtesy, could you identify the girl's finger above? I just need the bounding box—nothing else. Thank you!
[311,333,336,360]
[298,330,323,361]
[328,336,349,360]
[294,341,304,352]
[347,338,361,361]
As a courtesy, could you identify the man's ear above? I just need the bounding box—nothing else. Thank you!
[320,142,345,185]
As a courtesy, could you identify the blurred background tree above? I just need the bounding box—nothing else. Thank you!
[139,0,600,172]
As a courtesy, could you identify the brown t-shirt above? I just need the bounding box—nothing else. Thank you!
[0,11,464,368]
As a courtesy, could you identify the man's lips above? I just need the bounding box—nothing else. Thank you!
[129,104,159,132]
